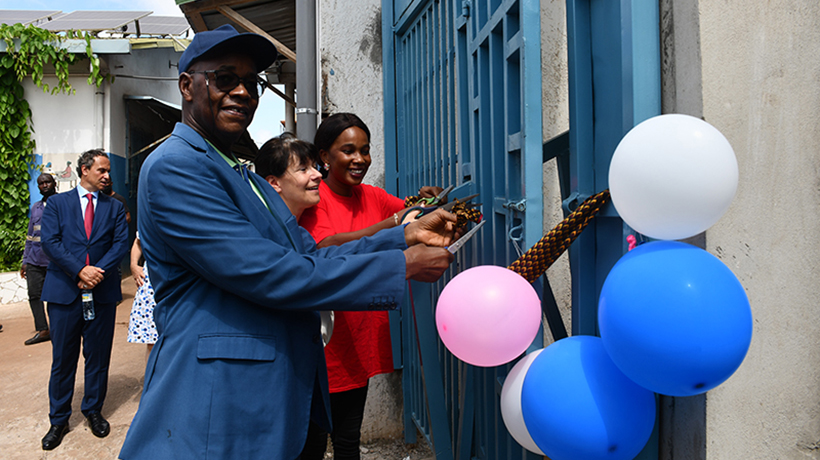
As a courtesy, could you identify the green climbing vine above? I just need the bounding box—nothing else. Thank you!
[0,23,105,271]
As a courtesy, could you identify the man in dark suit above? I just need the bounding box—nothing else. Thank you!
[40,149,128,450]
[119,25,455,459]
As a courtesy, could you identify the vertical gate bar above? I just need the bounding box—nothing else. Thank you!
[628,3,662,460]
[412,281,455,460]
[412,18,421,189]
[426,5,436,187]
[447,0,457,188]
[416,8,423,189]
[429,2,437,187]
[456,4,470,186]
[426,6,432,186]
[383,0,399,197]
[521,0,544,248]
[565,0,598,336]
[432,2,442,187]
[455,363,475,460]
[517,0,547,448]
[565,0,661,459]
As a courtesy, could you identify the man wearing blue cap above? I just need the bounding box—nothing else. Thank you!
[119,25,456,459]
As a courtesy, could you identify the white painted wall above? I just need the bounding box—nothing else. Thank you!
[697,1,820,459]
[25,77,98,192]
[23,46,182,194]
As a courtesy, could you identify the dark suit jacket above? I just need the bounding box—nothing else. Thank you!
[41,188,128,305]
[120,123,408,460]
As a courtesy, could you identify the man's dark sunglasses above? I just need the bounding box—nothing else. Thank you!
[190,69,267,99]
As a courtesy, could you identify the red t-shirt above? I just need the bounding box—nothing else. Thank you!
[300,181,406,393]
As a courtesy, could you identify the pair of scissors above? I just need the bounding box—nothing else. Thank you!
[447,220,486,254]
[401,191,481,222]
[438,194,480,212]
[400,185,456,222]
[416,184,455,207]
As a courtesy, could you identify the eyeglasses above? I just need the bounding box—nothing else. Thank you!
[189,69,267,99]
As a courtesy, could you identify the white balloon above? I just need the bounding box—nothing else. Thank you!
[609,114,738,240]
[500,349,545,455]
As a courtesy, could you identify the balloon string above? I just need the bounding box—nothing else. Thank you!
[507,190,611,283]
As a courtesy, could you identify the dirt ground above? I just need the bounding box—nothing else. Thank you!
[0,277,433,460]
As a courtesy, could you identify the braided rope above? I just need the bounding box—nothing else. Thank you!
[507,189,611,283]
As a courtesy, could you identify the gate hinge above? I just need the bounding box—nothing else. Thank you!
[502,198,526,213]
[461,0,471,18]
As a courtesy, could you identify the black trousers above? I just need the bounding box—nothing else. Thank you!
[301,383,369,460]
[26,264,48,331]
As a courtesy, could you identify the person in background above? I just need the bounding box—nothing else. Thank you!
[127,233,157,363]
[40,149,128,451]
[299,112,443,460]
[102,178,130,287]
[20,173,57,345]
[103,178,131,224]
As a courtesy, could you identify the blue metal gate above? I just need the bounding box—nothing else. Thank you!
[383,0,544,459]
[383,0,662,459]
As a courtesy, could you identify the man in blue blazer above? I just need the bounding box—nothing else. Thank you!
[119,26,456,459]
[40,149,128,450]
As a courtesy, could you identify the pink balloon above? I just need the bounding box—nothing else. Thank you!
[436,266,542,367]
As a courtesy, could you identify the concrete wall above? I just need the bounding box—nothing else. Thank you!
[660,1,820,459]
[320,0,388,190]
[694,1,820,459]
[105,47,183,159]
[540,0,572,341]
[319,0,404,443]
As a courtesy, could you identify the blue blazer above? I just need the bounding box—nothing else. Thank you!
[41,188,128,305]
[120,123,409,460]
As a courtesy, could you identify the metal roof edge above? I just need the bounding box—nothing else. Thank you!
[123,95,182,112]
[129,37,190,52]
[0,38,131,54]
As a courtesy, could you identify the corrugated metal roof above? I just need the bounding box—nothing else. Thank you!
[178,0,296,53]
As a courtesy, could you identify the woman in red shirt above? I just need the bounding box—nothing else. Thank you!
[300,113,439,460]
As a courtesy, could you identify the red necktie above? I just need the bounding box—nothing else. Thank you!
[85,193,94,264]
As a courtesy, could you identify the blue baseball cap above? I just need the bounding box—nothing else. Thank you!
[178,24,278,74]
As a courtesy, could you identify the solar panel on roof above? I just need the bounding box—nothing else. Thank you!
[0,10,62,26]
[120,16,190,36]
[40,11,152,32]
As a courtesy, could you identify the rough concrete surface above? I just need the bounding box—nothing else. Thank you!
[0,277,433,460]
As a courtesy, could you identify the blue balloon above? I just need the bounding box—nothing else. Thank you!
[599,241,752,396]
[521,336,656,460]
